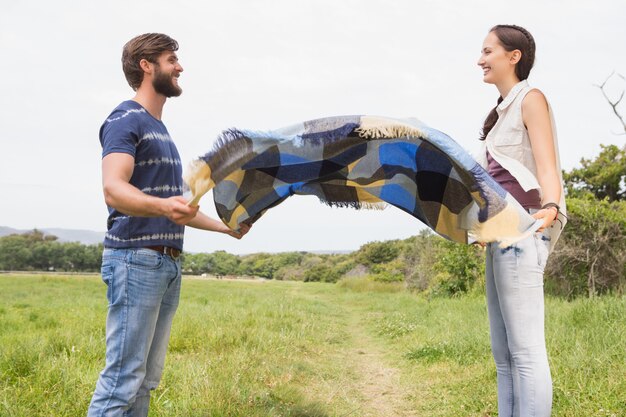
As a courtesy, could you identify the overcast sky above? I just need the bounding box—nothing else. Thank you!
[1,0,625,254]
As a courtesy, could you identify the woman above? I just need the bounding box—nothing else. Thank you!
[476,25,566,417]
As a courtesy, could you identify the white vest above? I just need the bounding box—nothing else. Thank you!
[477,80,567,252]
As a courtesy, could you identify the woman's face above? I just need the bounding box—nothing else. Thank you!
[477,31,517,84]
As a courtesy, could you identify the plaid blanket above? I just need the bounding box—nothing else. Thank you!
[185,116,541,246]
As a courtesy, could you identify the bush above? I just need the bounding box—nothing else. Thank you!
[356,240,402,265]
[303,264,340,283]
[402,230,485,296]
[546,197,626,297]
[370,259,405,282]
[431,240,485,297]
[273,265,305,281]
[403,230,439,291]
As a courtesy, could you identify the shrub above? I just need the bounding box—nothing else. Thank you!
[273,265,305,281]
[431,240,485,297]
[303,264,340,283]
[402,230,485,296]
[546,197,626,297]
[356,240,402,265]
[370,259,405,282]
[403,230,439,291]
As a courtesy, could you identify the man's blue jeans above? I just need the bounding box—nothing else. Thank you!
[486,230,552,417]
[88,248,181,417]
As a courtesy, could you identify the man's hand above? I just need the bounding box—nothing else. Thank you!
[186,212,252,239]
[163,196,199,225]
[103,153,198,223]
[226,223,251,240]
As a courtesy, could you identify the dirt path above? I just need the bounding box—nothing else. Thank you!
[340,312,416,417]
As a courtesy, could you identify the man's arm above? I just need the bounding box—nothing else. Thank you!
[187,212,251,239]
[102,153,198,225]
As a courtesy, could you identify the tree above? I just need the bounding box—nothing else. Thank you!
[0,230,102,272]
[563,144,626,201]
[237,253,277,278]
[594,71,626,135]
[0,235,32,270]
[209,250,241,276]
[182,252,213,275]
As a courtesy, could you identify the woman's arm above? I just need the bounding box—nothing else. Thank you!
[523,89,561,231]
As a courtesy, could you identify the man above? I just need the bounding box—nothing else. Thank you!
[88,33,249,416]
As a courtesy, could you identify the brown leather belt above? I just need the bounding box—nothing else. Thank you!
[144,245,182,259]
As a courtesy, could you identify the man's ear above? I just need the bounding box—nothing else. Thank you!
[139,58,153,75]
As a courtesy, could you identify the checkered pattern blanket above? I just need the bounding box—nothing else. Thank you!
[185,116,541,246]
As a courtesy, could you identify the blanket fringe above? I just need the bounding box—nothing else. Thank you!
[301,122,360,145]
[184,128,255,206]
[356,116,426,140]
[201,128,251,165]
[319,199,387,210]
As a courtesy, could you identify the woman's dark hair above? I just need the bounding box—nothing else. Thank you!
[480,25,536,140]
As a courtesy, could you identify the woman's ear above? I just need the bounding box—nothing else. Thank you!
[510,49,522,65]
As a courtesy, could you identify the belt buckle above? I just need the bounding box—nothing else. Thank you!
[168,247,181,260]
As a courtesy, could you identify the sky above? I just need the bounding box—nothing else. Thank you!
[1,0,625,254]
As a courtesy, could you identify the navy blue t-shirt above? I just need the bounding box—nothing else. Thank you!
[100,100,184,250]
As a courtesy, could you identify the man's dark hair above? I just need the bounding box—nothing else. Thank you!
[122,33,179,91]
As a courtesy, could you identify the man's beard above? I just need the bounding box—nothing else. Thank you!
[152,66,182,98]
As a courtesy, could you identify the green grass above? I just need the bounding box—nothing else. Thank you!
[0,275,624,416]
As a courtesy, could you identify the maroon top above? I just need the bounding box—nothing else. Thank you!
[487,151,541,210]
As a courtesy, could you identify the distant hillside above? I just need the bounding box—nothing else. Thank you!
[0,227,351,253]
[0,226,105,245]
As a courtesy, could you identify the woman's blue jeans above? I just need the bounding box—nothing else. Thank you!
[87,248,181,417]
[486,231,552,417]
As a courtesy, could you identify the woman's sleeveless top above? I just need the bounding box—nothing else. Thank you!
[477,80,567,252]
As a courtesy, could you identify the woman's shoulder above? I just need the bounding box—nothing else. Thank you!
[521,87,549,112]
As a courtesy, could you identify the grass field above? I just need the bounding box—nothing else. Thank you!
[0,274,624,416]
